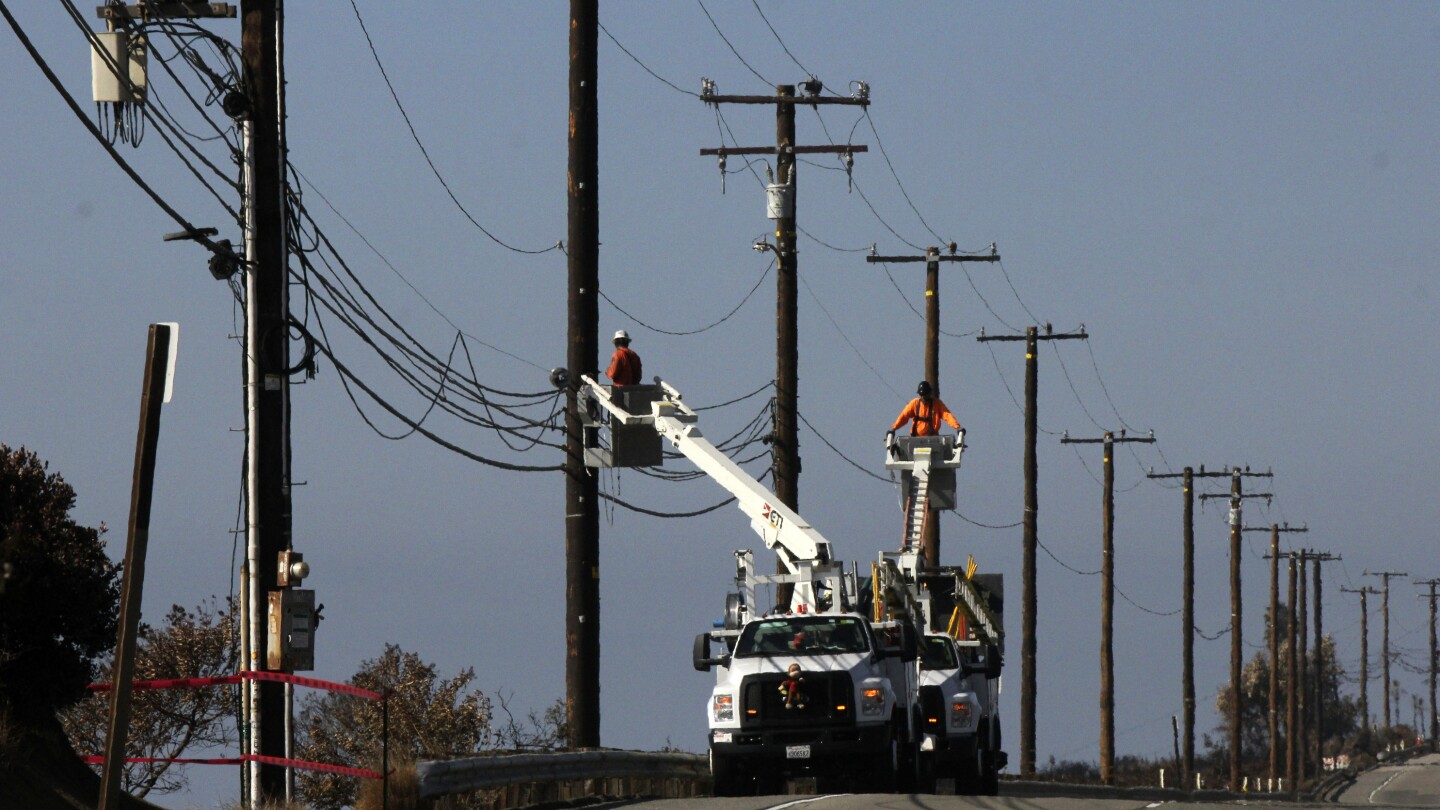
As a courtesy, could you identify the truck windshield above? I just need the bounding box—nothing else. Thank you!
[734,616,870,657]
[920,636,959,670]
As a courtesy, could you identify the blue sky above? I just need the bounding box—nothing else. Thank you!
[3,2,1438,806]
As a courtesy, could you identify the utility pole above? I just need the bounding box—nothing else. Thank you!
[976,324,1088,775]
[866,243,999,567]
[1252,523,1307,787]
[1199,467,1272,792]
[1285,553,1300,793]
[1340,586,1380,732]
[1150,464,1229,788]
[565,0,600,750]
[1062,429,1154,785]
[1305,551,1338,777]
[1367,570,1409,730]
[1296,552,1308,782]
[1417,579,1440,745]
[236,0,291,801]
[700,80,868,523]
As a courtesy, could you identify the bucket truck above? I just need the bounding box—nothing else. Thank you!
[884,434,1006,793]
[580,377,926,795]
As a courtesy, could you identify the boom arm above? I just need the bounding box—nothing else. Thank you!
[581,376,841,610]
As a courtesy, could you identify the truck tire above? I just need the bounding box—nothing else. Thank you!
[867,737,900,793]
[954,740,982,795]
[710,750,739,797]
[917,751,939,794]
[979,746,1000,796]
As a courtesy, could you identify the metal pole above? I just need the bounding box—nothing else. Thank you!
[565,0,600,749]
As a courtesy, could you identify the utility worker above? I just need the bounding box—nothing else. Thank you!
[605,329,642,387]
[888,380,961,441]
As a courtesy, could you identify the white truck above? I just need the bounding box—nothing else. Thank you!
[581,377,927,794]
[885,434,1006,794]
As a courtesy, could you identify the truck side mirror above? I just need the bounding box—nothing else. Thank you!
[694,633,730,672]
[984,643,1002,679]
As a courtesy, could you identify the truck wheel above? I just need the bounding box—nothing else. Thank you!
[868,738,900,793]
[955,741,981,795]
[917,751,938,794]
[980,746,1000,795]
[710,750,739,797]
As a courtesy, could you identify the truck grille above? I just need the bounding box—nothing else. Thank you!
[740,671,854,728]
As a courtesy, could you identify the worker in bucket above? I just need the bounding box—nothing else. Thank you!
[887,380,961,441]
[605,329,642,387]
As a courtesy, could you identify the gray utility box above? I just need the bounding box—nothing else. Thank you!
[582,384,664,468]
[268,588,316,671]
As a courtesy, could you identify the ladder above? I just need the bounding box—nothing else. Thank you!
[904,473,929,547]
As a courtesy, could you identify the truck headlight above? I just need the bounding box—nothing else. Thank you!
[713,694,734,723]
[950,698,974,728]
[860,687,886,717]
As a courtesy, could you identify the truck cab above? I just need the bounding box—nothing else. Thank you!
[696,610,919,795]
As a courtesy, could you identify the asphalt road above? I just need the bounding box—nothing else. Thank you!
[1335,752,1440,807]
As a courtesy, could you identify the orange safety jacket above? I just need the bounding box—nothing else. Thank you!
[606,346,642,387]
[891,397,960,437]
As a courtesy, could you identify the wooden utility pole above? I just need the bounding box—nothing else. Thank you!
[566,0,600,749]
[99,324,175,810]
[1150,464,1229,788]
[1062,430,1154,785]
[1367,570,1409,730]
[866,244,999,567]
[1306,551,1338,776]
[1297,553,1308,782]
[699,81,867,602]
[238,0,291,800]
[976,324,1087,775]
[1251,522,1307,786]
[1418,579,1440,745]
[1340,586,1380,732]
[1286,553,1300,793]
[1199,467,1272,791]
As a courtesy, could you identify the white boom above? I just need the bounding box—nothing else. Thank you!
[581,376,846,614]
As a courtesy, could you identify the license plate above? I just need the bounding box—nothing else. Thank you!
[786,745,811,760]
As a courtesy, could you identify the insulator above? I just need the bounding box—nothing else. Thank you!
[718,153,727,194]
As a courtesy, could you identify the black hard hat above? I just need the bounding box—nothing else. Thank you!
[916,380,932,396]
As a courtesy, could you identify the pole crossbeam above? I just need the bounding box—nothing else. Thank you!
[702,93,869,106]
[700,145,867,156]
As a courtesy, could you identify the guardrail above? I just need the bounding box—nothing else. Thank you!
[417,750,708,804]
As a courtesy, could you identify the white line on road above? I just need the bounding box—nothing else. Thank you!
[765,795,849,810]
[1369,771,1401,804]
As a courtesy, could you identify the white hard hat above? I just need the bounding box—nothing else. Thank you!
[613,329,630,342]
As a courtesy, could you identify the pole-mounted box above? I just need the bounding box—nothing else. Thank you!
[267,589,316,671]
[91,31,147,104]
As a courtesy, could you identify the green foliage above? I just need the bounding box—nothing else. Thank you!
[61,597,239,797]
[0,444,119,721]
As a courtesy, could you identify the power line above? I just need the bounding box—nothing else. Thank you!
[599,256,773,336]
[345,0,561,255]
[695,0,772,89]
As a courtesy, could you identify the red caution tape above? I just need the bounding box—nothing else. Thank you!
[243,753,385,780]
[87,671,384,701]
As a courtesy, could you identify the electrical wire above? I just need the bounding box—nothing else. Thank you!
[750,0,810,78]
[949,509,1022,531]
[600,257,772,337]
[797,270,902,399]
[598,20,699,97]
[695,0,773,89]
[345,0,560,255]
[795,410,888,484]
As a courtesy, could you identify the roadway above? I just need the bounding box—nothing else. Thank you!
[1335,752,1440,807]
